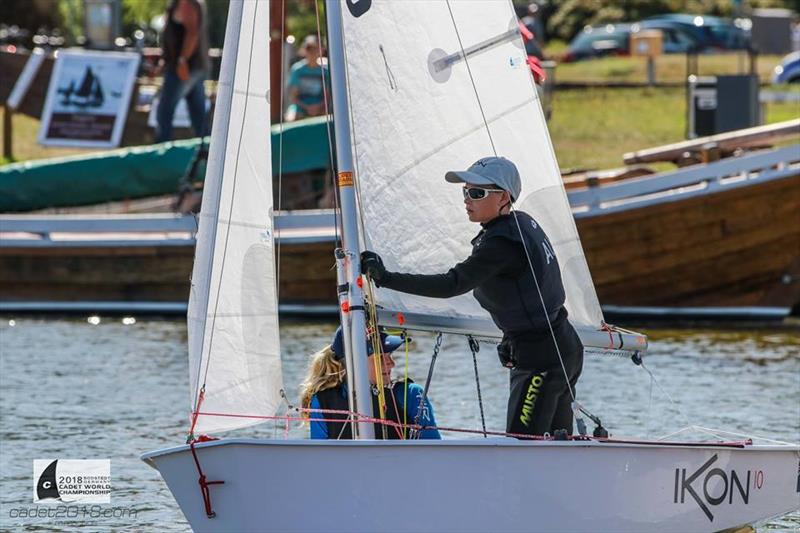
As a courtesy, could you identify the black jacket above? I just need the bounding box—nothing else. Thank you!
[379,212,566,334]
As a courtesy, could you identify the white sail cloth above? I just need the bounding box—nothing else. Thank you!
[187,0,283,435]
[341,1,603,333]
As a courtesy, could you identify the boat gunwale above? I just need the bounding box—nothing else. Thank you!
[140,436,800,467]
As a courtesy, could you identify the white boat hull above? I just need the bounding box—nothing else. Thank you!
[142,438,800,533]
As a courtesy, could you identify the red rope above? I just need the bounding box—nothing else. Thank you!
[189,441,225,518]
[187,387,205,443]
[600,321,615,348]
[195,408,553,441]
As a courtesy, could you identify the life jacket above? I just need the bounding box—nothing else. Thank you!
[472,212,566,334]
[314,380,414,440]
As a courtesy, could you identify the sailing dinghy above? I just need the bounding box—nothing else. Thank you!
[142,1,800,531]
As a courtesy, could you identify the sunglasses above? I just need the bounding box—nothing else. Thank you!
[462,187,505,201]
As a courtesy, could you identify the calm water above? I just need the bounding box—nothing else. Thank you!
[0,316,798,531]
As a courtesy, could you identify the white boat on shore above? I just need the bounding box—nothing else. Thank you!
[142,1,800,531]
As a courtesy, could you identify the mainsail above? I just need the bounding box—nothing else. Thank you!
[339,1,637,350]
[187,0,283,435]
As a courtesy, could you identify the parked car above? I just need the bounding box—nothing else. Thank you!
[635,20,707,53]
[773,51,800,84]
[563,24,631,62]
[643,14,750,50]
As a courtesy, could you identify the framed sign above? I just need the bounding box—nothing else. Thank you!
[38,49,140,148]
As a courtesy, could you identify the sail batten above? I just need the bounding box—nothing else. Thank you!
[187,0,283,436]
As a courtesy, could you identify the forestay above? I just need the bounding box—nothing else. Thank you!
[187,0,283,435]
[340,1,612,345]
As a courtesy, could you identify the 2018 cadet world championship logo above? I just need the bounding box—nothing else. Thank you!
[33,459,111,503]
[673,454,764,522]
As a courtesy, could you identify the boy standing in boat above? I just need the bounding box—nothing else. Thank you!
[361,156,583,437]
[300,327,441,440]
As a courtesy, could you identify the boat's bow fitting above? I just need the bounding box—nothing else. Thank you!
[189,441,224,518]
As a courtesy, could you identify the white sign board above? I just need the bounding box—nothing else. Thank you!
[38,49,140,148]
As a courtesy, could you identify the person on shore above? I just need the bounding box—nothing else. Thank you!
[299,326,441,440]
[155,0,209,142]
[360,156,583,438]
[284,35,329,122]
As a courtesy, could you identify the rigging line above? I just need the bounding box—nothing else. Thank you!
[314,0,342,245]
[639,360,693,428]
[403,332,410,439]
[364,279,389,438]
[458,0,589,421]
[444,0,497,155]
[387,383,406,439]
[509,209,577,405]
[686,426,797,446]
[412,331,443,438]
[190,0,258,413]
[199,0,260,388]
[468,336,488,437]
[646,367,654,438]
[338,21,369,244]
[275,0,287,302]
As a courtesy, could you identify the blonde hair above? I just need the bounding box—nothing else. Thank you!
[299,345,346,418]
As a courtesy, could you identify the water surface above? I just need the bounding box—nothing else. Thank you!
[1,317,798,531]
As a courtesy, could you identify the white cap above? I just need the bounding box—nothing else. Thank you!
[445,156,521,201]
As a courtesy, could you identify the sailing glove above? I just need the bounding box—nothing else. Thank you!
[360,251,387,283]
[497,337,516,369]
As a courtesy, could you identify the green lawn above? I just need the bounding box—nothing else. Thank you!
[0,107,91,166]
[551,51,785,86]
[2,86,798,173]
[548,86,799,170]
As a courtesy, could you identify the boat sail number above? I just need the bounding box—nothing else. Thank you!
[673,454,764,522]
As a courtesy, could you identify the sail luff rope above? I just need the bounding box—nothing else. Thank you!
[275,0,287,302]
[334,0,369,240]
[331,0,391,438]
[190,0,261,430]
[313,0,342,245]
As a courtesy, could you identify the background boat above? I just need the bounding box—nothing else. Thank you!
[2,142,798,320]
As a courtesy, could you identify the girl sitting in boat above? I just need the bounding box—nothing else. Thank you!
[299,326,441,440]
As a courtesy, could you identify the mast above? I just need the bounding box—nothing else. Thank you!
[325,0,375,439]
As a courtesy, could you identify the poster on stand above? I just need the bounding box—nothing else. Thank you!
[38,49,140,148]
